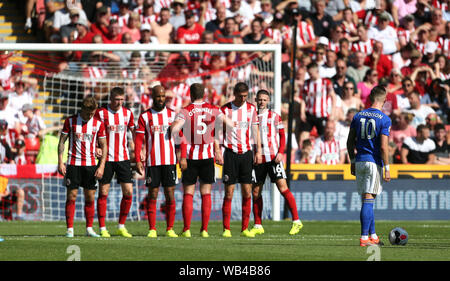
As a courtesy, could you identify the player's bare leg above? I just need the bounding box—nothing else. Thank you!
[15,188,25,220]
[163,186,178,237]
[240,183,255,237]
[65,188,78,237]
[84,189,100,237]
[276,179,303,235]
[222,184,235,237]
[97,183,110,237]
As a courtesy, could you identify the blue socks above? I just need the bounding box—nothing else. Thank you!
[360,198,375,237]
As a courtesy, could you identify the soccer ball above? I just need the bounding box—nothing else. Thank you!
[389,227,408,246]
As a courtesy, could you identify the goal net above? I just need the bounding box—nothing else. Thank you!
[1,43,283,222]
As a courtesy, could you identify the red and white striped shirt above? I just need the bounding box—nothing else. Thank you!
[264,26,291,44]
[302,78,333,118]
[258,110,284,163]
[397,27,413,44]
[313,136,342,165]
[83,66,108,79]
[437,36,450,57]
[351,39,374,55]
[136,107,176,166]
[221,101,259,154]
[110,13,129,27]
[176,102,222,160]
[294,21,315,46]
[95,106,135,162]
[62,114,106,166]
[141,14,159,25]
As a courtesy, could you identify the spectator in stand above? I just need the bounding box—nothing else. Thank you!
[421,79,449,115]
[405,91,436,128]
[391,0,418,27]
[422,42,438,67]
[226,0,254,34]
[8,64,38,94]
[214,17,243,44]
[298,139,314,164]
[208,54,229,96]
[434,54,450,81]
[177,10,205,44]
[312,120,345,165]
[425,113,441,137]
[365,40,393,79]
[13,139,27,165]
[351,24,374,56]
[413,0,432,27]
[401,124,436,164]
[185,52,203,85]
[340,7,358,39]
[243,18,266,44]
[0,92,19,132]
[150,7,174,44]
[70,17,96,63]
[141,0,158,26]
[430,7,446,36]
[0,52,14,92]
[122,12,142,43]
[387,68,405,96]
[291,8,317,51]
[338,37,351,59]
[60,8,82,43]
[357,68,378,105]
[396,77,415,110]
[205,4,226,33]
[319,49,337,78]
[412,24,433,55]
[365,78,400,117]
[50,3,89,43]
[335,108,358,156]
[112,0,132,27]
[390,111,416,152]
[136,23,160,61]
[0,120,14,163]
[327,24,345,53]
[103,18,124,43]
[314,43,327,67]
[392,43,414,72]
[347,51,370,84]
[8,81,33,123]
[170,0,186,31]
[256,0,274,28]
[432,123,450,164]
[122,51,143,79]
[90,6,110,39]
[308,0,335,38]
[397,14,416,48]
[338,80,364,119]
[363,0,393,28]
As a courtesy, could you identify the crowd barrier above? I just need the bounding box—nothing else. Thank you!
[1,164,449,221]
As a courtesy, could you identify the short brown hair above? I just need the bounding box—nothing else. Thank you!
[233,82,249,95]
[190,83,205,100]
[81,96,98,111]
[369,85,387,103]
[110,87,125,98]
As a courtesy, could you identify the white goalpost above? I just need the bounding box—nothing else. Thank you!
[0,43,282,222]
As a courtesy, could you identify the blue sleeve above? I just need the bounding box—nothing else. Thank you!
[380,116,391,137]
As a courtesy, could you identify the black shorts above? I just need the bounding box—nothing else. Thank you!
[253,160,287,184]
[99,160,133,185]
[145,165,178,188]
[299,113,328,136]
[222,149,253,185]
[65,165,98,190]
[182,158,216,185]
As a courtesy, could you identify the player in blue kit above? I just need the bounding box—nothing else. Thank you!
[346,86,391,247]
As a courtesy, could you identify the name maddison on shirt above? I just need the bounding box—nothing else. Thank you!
[358,111,384,119]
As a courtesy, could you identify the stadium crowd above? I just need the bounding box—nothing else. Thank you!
[0,0,449,167]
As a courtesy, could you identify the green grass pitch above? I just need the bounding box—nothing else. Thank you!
[0,220,449,261]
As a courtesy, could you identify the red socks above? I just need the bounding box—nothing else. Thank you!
[165,200,176,230]
[241,196,251,231]
[119,195,132,225]
[201,194,211,232]
[65,199,76,229]
[182,194,193,231]
[84,200,95,228]
[97,194,108,228]
[222,197,232,230]
[281,189,299,221]
[252,196,263,225]
[147,198,157,230]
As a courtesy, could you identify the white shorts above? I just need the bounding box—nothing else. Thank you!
[355,161,383,196]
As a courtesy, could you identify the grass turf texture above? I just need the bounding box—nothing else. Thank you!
[0,220,449,261]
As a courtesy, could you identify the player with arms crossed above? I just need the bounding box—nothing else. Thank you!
[58,96,107,238]
[95,87,135,238]
[135,85,179,238]
[346,85,391,247]
[221,82,262,238]
[251,90,303,236]
[170,83,225,238]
